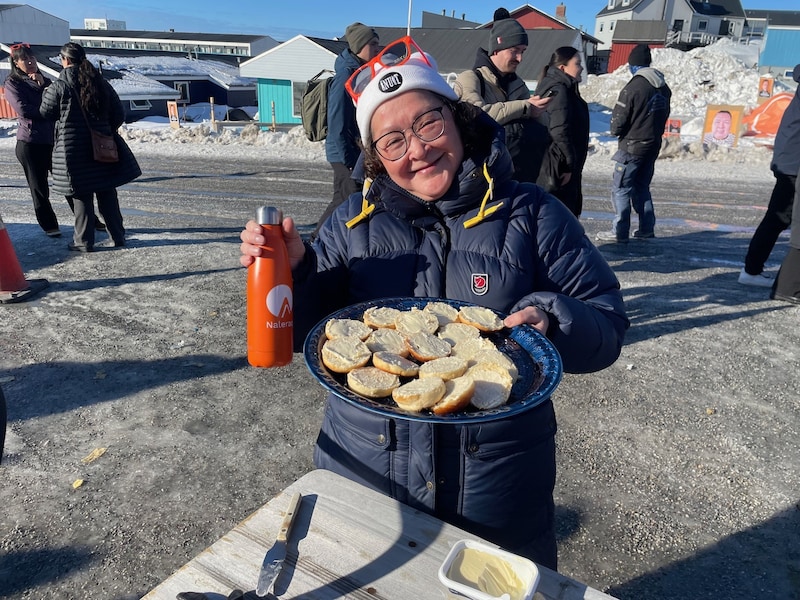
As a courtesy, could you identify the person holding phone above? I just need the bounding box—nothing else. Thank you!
[534,46,590,217]
[453,8,551,183]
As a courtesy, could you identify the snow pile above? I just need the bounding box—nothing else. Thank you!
[1,39,794,167]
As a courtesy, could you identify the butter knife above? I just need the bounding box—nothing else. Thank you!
[256,492,302,597]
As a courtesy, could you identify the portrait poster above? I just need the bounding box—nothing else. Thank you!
[167,100,180,129]
[664,118,682,137]
[757,77,774,104]
[702,105,743,148]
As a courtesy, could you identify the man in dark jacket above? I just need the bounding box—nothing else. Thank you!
[739,63,800,287]
[453,9,549,183]
[597,44,671,243]
[313,23,379,237]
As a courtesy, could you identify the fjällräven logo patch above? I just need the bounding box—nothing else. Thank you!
[471,273,488,296]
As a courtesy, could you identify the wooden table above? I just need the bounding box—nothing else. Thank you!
[143,469,616,600]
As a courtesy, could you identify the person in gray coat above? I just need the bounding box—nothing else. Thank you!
[40,42,140,252]
[240,39,628,569]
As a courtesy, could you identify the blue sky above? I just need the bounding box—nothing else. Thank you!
[29,1,800,40]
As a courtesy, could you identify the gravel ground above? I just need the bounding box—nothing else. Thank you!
[0,148,798,600]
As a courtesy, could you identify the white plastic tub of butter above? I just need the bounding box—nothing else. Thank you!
[438,539,540,600]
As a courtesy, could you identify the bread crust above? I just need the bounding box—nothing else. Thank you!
[392,377,446,411]
[467,365,513,410]
[405,332,452,362]
[394,308,440,336]
[325,318,373,340]
[321,336,372,373]
[423,301,460,326]
[372,351,420,377]
[363,306,401,329]
[418,356,468,381]
[347,367,400,398]
[437,322,481,346]
[457,306,505,332]
[432,375,475,415]
[365,328,408,356]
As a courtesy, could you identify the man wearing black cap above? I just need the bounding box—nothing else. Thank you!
[597,44,671,244]
[454,8,550,183]
[314,22,379,237]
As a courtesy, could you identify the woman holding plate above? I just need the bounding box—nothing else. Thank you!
[239,37,628,570]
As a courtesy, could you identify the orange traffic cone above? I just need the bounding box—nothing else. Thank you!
[0,214,49,304]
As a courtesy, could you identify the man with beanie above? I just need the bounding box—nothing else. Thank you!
[454,8,550,183]
[739,63,800,288]
[597,44,671,243]
[314,22,379,237]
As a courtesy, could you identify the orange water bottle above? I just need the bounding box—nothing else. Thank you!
[247,206,293,367]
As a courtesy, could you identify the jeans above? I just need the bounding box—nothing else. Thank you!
[610,151,657,239]
[743,172,795,275]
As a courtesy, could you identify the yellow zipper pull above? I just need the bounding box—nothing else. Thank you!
[464,162,504,229]
[346,178,375,229]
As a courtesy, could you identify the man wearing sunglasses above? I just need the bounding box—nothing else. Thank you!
[454,8,550,184]
[313,22,380,238]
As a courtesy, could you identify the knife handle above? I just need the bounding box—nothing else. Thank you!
[276,492,302,542]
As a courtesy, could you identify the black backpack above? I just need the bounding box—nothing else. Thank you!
[301,69,334,142]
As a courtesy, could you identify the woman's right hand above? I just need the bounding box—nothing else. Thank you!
[239,217,305,269]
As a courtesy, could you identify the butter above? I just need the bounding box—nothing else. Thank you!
[446,547,525,600]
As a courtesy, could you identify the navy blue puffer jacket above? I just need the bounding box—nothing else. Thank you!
[295,112,628,567]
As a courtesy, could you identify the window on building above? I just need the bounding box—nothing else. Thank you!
[174,82,190,104]
[292,81,304,118]
[698,20,708,31]
[608,0,614,8]
[622,0,630,6]
[600,22,604,32]
[130,99,152,111]
[610,21,615,30]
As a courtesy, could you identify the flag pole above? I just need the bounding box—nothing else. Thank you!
[407,0,412,36]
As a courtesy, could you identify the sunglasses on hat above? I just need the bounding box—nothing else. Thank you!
[346,36,433,102]
[10,42,31,50]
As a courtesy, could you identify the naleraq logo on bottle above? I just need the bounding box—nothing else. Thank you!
[265,284,293,327]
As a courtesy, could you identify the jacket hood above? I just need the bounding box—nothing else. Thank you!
[471,47,513,86]
[537,66,577,95]
[335,48,363,72]
[633,67,666,89]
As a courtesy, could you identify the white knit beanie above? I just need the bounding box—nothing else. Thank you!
[354,52,458,146]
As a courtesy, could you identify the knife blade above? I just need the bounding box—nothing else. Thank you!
[256,491,302,597]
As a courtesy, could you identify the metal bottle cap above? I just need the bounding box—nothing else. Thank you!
[256,206,282,225]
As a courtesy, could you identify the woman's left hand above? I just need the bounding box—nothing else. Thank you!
[559,172,572,186]
[504,306,550,335]
[28,72,44,86]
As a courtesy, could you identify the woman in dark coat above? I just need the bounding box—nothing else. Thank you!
[240,40,628,569]
[40,42,140,252]
[535,47,590,217]
[3,43,60,236]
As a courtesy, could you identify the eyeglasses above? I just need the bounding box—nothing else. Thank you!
[346,36,433,102]
[373,106,446,161]
[10,42,30,50]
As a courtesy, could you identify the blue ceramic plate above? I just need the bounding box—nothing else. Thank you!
[303,297,563,424]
